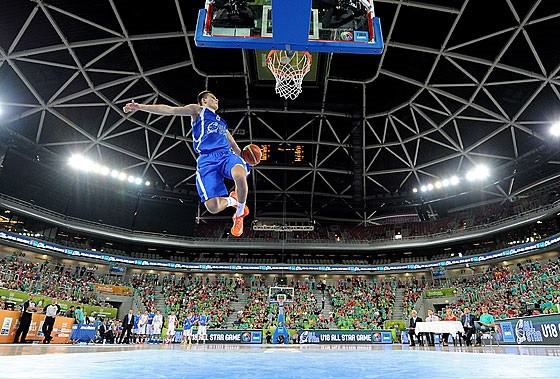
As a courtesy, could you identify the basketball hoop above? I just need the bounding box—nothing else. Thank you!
[267,50,312,100]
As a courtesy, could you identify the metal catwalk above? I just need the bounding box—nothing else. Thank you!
[0,344,559,378]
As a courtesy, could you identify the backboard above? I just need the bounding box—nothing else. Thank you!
[195,0,384,55]
[268,286,295,304]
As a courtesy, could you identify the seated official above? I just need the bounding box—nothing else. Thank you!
[424,309,439,346]
[458,307,476,346]
[474,306,495,346]
[441,308,457,346]
[407,310,423,346]
[98,319,114,344]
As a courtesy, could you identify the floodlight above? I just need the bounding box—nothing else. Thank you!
[145,181,151,186]
[110,170,119,178]
[442,179,450,187]
[427,184,434,191]
[450,176,459,185]
[435,181,441,189]
[412,188,418,193]
[118,172,127,181]
[100,166,110,176]
[134,177,142,185]
[420,185,427,192]
[127,175,135,183]
[550,121,560,137]
[466,165,489,181]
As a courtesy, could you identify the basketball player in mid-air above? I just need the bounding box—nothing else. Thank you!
[123,91,256,236]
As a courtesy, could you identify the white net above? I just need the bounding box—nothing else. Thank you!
[267,50,312,100]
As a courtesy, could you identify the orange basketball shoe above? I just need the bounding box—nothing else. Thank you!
[229,191,249,217]
[231,213,246,237]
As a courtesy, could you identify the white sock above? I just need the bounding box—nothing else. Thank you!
[236,202,245,216]
[226,197,238,207]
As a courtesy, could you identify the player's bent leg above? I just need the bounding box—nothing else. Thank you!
[204,197,228,214]
[230,164,249,237]
[231,164,248,205]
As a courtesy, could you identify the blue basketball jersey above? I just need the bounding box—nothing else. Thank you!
[192,107,230,154]
[133,315,140,328]
[184,316,195,330]
[199,315,208,326]
[147,312,155,325]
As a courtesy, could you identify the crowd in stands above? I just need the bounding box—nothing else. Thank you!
[329,277,395,330]
[444,257,560,320]
[160,275,237,329]
[233,276,330,330]
[0,253,115,307]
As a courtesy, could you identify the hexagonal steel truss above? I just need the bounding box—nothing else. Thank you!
[1,0,559,225]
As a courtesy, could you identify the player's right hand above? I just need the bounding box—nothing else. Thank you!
[123,100,140,113]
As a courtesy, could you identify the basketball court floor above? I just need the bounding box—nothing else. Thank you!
[1,344,559,378]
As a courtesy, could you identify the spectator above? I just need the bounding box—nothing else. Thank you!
[475,306,495,346]
[65,306,75,318]
[75,306,85,324]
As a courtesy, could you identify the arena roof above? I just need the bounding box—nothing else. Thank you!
[1,0,560,224]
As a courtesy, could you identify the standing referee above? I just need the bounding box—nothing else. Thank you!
[14,294,36,343]
[42,298,61,344]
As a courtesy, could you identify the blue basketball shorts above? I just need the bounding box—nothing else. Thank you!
[195,149,250,202]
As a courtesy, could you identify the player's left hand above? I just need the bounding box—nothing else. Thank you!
[123,100,140,113]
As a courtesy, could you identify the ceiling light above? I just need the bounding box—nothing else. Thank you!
[412,188,418,193]
[466,165,489,181]
[127,175,135,183]
[134,177,142,185]
[450,176,459,185]
[427,184,434,191]
[420,185,427,192]
[550,121,560,137]
[145,181,151,187]
[435,181,442,189]
[100,166,110,176]
[110,169,119,178]
[442,179,449,187]
[118,172,127,181]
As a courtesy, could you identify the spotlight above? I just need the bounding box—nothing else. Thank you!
[127,175,135,183]
[427,184,434,191]
[134,177,142,185]
[100,166,110,176]
[450,176,459,185]
[145,181,151,187]
[420,185,427,192]
[412,188,418,193]
[435,181,442,189]
[442,179,450,187]
[550,121,560,137]
[466,165,489,181]
[110,170,119,178]
[118,172,127,181]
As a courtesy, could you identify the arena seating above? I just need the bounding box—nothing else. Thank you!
[160,275,236,329]
[329,278,395,329]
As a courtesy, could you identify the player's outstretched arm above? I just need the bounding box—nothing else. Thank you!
[123,100,200,117]
[226,131,242,156]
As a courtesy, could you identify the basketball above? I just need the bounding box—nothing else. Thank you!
[242,144,262,166]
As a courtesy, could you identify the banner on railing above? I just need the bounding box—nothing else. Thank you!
[2,230,560,273]
[93,284,132,296]
[0,310,20,343]
[425,288,458,298]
